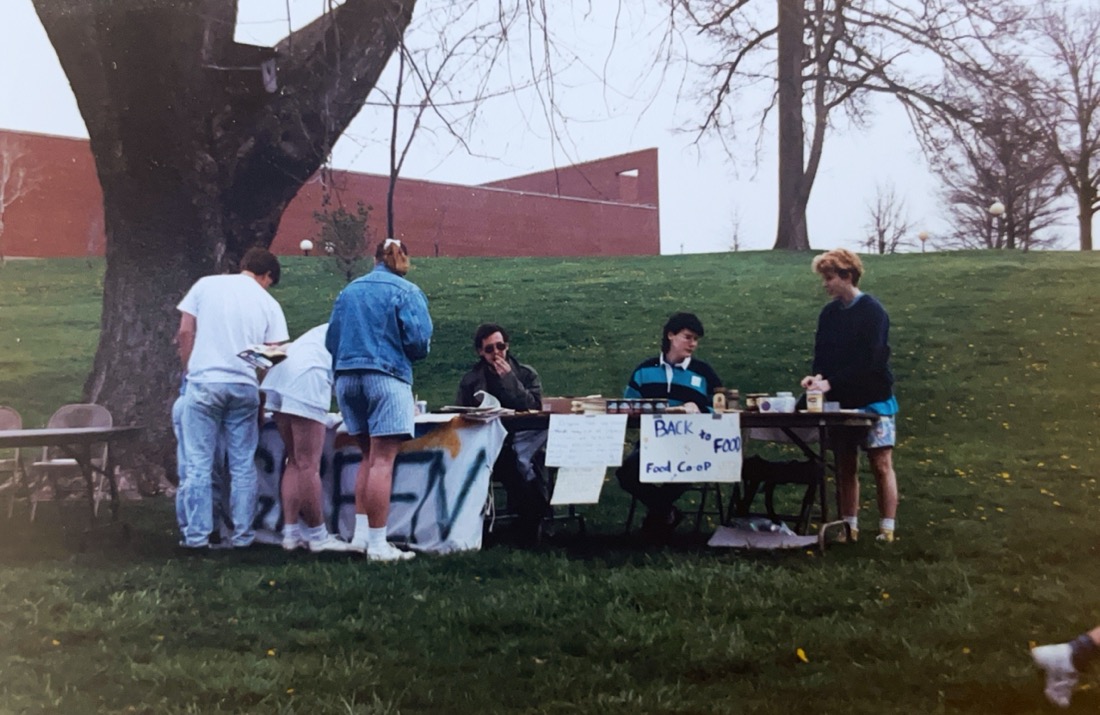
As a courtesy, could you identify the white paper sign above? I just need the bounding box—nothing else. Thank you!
[639,412,742,483]
[550,466,607,505]
[545,414,628,468]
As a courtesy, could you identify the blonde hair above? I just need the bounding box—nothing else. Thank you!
[376,238,410,276]
[811,248,864,286]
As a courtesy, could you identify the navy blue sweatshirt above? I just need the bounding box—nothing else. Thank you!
[811,293,894,408]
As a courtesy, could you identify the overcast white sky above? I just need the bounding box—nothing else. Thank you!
[0,0,949,255]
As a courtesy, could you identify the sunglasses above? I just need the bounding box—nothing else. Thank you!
[481,342,508,353]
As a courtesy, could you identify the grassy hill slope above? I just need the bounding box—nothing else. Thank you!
[0,251,1098,713]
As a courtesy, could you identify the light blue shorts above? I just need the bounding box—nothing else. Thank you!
[834,414,896,452]
[863,414,896,449]
[334,371,414,438]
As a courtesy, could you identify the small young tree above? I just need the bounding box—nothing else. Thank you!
[863,183,912,255]
[315,202,373,283]
[0,137,39,265]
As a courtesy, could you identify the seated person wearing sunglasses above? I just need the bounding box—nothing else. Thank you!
[456,323,548,541]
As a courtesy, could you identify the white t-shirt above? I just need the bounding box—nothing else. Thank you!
[261,324,333,420]
[177,274,289,386]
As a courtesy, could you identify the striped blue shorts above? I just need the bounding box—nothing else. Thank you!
[334,371,415,438]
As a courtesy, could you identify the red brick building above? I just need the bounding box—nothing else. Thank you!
[0,128,659,259]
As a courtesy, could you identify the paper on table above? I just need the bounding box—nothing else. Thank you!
[550,466,606,505]
[474,390,502,408]
[545,414,628,467]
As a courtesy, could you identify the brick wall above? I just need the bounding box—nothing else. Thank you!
[0,128,659,259]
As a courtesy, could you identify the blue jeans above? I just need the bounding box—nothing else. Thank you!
[173,388,230,536]
[178,382,260,547]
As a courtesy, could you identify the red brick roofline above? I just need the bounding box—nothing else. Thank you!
[0,127,660,258]
[479,148,659,206]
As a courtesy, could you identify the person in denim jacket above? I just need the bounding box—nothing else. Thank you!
[326,239,433,561]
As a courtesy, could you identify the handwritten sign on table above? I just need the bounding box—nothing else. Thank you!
[545,414,628,468]
[550,466,607,505]
[639,412,742,483]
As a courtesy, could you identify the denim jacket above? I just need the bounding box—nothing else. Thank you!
[325,264,433,384]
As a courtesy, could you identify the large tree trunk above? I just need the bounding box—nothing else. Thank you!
[1079,182,1095,252]
[774,0,810,251]
[33,0,415,481]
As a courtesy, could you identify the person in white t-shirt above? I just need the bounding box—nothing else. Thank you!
[260,324,350,553]
[175,248,289,549]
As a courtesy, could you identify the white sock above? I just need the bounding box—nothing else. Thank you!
[305,523,328,542]
[368,526,389,551]
[283,522,301,541]
[352,514,371,546]
[844,516,859,530]
[880,518,896,532]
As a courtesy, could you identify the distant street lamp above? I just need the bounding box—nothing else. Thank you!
[918,231,929,253]
[988,200,1006,248]
[299,238,314,257]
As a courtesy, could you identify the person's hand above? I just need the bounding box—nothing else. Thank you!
[800,374,820,389]
[682,402,700,414]
[489,354,512,377]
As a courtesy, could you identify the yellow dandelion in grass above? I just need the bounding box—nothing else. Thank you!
[1037,462,1046,467]
[153,635,165,642]
[962,647,971,655]
[267,648,277,657]
[881,592,890,600]
[1053,501,1062,507]
[286,688,295,695]
[999,472,1011,479]
[51,639,60,647]
[268,580,277,587]
[796,648,809,663]
[996,507,1005,513]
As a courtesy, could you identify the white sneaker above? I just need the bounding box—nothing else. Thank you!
[1032,643,1078,708]
[307,534,353,553]
[366,541,416,562]
[281,534,307,551]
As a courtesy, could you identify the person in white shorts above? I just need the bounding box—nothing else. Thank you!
[261,324,350,553]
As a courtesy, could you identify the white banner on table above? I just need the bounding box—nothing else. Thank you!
[550,466,607,505]
[545,414,628,468]
[639,412,742,483]
[254,417,505,553]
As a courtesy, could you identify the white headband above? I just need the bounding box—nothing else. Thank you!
[383,238,401,250]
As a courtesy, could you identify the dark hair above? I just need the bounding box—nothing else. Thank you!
[473,323,510,351]
[661,312,705,353]
[240,247,281,286]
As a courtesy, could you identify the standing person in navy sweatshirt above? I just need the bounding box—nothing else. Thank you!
[800,249,899,543]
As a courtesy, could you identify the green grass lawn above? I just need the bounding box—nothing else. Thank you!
[0,251,1098,713]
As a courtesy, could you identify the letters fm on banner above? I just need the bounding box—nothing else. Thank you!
[639,412,742,483]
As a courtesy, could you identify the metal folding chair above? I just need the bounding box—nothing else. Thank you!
[28,403,113,520]
[0,406,26,518]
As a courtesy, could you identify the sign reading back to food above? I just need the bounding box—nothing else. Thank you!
[639,412,742,483]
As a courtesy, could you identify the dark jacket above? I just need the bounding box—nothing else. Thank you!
[456,354,542,410]
[811,293,894,408]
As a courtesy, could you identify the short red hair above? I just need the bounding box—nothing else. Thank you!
[811,249,864,286]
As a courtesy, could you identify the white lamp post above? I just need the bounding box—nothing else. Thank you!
[299,238,314,257]
[988,200,1006,248]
